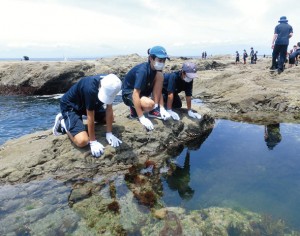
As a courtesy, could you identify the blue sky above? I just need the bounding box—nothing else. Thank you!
[0,0,298,58]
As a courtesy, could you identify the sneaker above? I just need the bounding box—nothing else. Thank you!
[148,107,162,119]
[129,107,138,119]
[52,113,63,136]
[269,66,276,71]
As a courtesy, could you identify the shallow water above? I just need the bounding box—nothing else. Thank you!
[161,120,300,230]
[1,96,300,233]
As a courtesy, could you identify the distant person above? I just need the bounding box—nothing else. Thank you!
[250,47,255,64]
[235,51,240,64]
[52,74,122,158]
[270,16,293,74]
[204,51,207,59]
[288,42,300,67]
[243,49,248,64]
[264,124,282,150]
[162,62,201,120]
[122,46,171,131]
[253,51,258,64]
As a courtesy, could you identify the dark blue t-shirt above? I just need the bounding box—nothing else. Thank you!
[289,48,300,59]
[60,74,105,115]
[163,71,193,97]
[122,62,157,97]
[274,23,293,45]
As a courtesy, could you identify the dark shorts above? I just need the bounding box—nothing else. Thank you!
[162,93,182,109]
[122,91,134,107]
[61,107,106,137]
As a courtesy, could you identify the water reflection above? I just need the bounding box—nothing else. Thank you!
[264,123,282,150]
[166,150,194,200]
[162,120,300,230]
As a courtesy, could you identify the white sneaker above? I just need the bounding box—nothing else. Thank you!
[52,113,63,136]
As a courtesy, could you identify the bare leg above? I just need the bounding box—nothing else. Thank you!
[152,71,163,105]
[67,130,89,148]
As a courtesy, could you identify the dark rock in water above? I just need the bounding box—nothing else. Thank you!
[23,56,29,61]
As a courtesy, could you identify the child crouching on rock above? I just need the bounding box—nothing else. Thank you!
[52,74,122,158]
[162,62,202,120]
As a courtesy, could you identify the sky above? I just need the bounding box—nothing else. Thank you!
[0,0,299,58]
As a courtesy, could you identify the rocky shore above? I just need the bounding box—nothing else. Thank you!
[1,55,300,235]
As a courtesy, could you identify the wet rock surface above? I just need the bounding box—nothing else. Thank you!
[1,55,300,235]
[0,101,213,184]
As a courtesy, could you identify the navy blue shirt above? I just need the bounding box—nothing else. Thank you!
[163,71,193,97]
[290,48,300,59]
[274,23,293,45]
[60,75,105,115]
[122,62,157,97]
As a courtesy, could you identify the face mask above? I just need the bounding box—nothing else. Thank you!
[154,61,165,71]
[184,77,193,83]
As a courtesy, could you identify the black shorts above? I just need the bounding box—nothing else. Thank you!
[122,91,134,107]
[62,107,105,137]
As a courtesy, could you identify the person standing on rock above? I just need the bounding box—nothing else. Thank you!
[250,47,255,64]
[270,16,293,74]
[162,62,201,120]
[52,74,122,158]
[243,49,248,64]
[122,46,171,130]
[235,51,240,65]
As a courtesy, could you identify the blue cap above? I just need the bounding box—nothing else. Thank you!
[149,46,169,59]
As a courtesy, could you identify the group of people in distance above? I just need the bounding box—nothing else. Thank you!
[52,46,202,157]
[235,47,258,65]
[236,16,299,71]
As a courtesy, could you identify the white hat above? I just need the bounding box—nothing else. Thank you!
[98,74,122,104]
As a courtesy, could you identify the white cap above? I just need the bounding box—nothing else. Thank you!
[98,74,122,104]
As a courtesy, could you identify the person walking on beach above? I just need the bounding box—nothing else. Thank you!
[122,46,171,131]
[162,62,201,120]
[52,74,122,158]
[235,51,240,65]
[270,16,293,74]
[243,49,248,64]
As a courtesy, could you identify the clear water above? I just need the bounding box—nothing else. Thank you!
[1,96,300,232]
[161,120,300,230]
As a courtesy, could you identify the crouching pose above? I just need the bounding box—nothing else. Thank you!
[122,46,171,130]
[163,62,202,120]
[52,74,122,158]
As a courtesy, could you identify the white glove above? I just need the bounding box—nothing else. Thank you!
[106,132,122,147]
[188,110,202,119]
[139,115,154,130]
[167,109,180,121]
[90,140,104,157]
[160,107,171,120]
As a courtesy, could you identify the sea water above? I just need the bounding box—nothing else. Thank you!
[1,95,300,233]
[161,120,300,230]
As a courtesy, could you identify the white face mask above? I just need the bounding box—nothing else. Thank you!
[153,61,165,71]
[183,77,193,83]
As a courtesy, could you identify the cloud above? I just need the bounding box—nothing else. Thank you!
[0,0,298,57]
